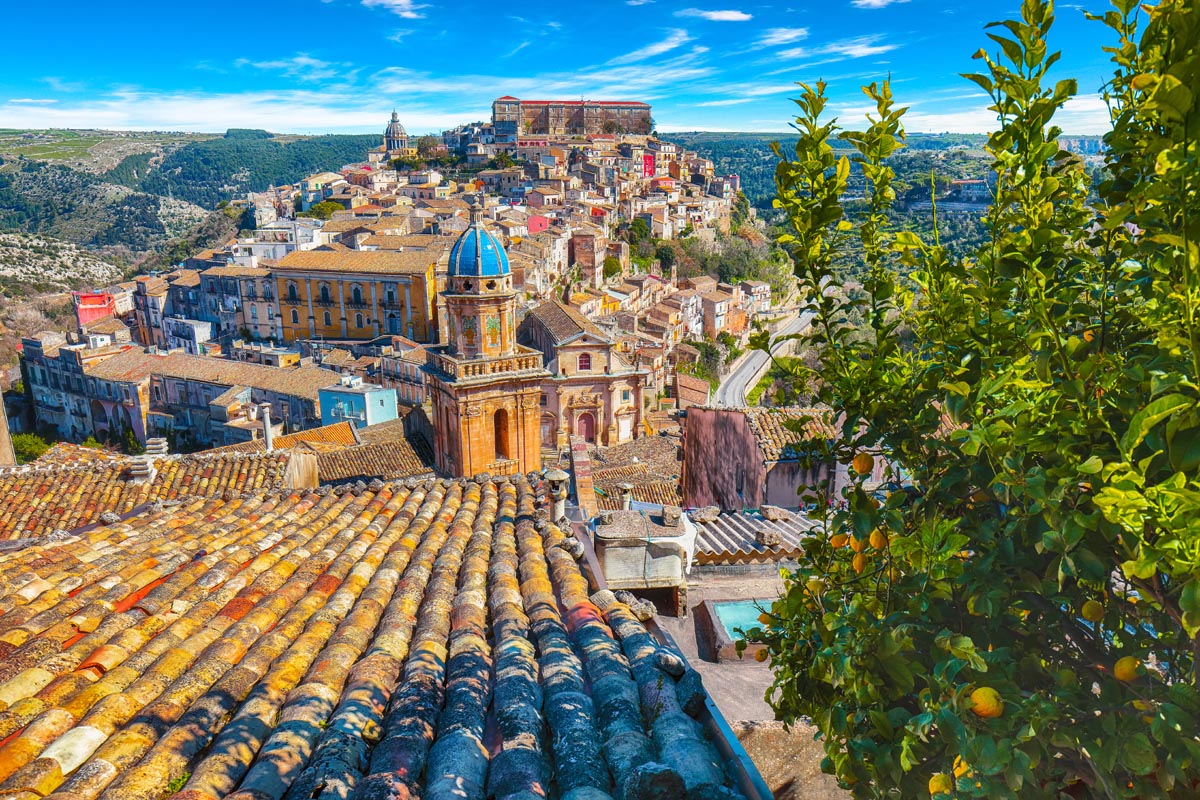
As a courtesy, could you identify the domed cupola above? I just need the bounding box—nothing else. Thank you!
[448,195,512,293]
[384,110,408,152]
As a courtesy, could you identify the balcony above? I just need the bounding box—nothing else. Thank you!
[315,298,336,308]
[426,350,544,381]
[486,457,520,476]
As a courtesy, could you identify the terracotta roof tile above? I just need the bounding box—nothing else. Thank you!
[736,406,838,462]
[0,476,752,797]
[206,421,360,455]
[86,350,341,401]
[316,437,435,484]
[525,301,607,345]
[0,451,298,540]
[276,249,437,275]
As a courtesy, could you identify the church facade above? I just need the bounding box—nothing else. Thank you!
[422,197,550,477]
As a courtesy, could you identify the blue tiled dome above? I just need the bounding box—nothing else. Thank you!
[448,219,510,277]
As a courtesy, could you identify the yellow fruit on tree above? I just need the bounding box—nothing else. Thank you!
[805,577,825,595]
[1081,600,1104,623]
[929,773,954,796]
[754,649,769,662]
[758,612,771,625]
[969,686,1003,718]
[1114,656,1140,682]
[830,533,849,548]
[852,452,875,475]
[953,756,971,779]
[869,528,888,550]
[852,552,867,574]
[850,536,866,553]
[1131,699,1152,711]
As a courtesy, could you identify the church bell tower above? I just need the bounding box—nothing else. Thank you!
[423,196,549,478]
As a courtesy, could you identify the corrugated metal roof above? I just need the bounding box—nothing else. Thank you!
[695,510,820,565]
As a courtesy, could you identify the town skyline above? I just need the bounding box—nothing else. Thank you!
[3,0,1118,134]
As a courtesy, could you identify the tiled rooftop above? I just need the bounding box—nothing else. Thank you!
[275,249,437,275]
[740,406,838,462]
[694,509,820,565]
[33,443,126,468]
[0,452,298,541]
[0,476,748,799]
[316,438,436,484]
[526,301,607,345]
[86,350,341,401]
[207,421,361,455]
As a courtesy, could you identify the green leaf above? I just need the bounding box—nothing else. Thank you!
[1121,734,1157,775]
[1120,394,1192,456]
[1181,580,1200,637]
[1077,456,1103,474]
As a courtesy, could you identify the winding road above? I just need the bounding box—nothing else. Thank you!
[713,310,814,407]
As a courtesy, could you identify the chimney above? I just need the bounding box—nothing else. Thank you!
[261,404,274,451]
[544,468,570,521]
[616,482,634,511]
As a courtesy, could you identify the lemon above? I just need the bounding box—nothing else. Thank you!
[852,553,867,574]
[969,686,1003,718]
[852,452,875,475]
[1081,600,1104,623]
[830,533,849,548]
[929,773,954,796]
[754,649,769,662]
[850,536,866,553]
[953,756,971,778]
[1114,656,1140,682]
[757,612,772,625]
[869,528,888,549]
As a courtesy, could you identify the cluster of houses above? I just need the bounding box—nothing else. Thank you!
[16,104,778,471]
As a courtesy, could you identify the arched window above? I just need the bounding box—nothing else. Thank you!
[494,408,511,460]
[287,282,299,302]
[352,285,363,305]
[319,284,331,303]
[578,353,592,371]
[355,313,364,329]
[323,311,332,327]
[290,309,299,324]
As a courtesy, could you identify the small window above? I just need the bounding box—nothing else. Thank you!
[622,390,631,402]
[356,313,364,328]
[540,394,547,406]
[578,353,592,371]
[291,309,299,324]
[324,311,332,326]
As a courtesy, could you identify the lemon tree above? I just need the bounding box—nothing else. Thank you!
[745,1,1200,796]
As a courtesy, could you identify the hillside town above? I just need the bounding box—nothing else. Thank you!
[0,99,862,800]
[8,101,791,465]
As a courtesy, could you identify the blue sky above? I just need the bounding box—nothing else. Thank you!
[1,0,1119,134]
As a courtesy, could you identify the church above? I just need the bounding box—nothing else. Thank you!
[367,110,416,163]
[422,197,551,478]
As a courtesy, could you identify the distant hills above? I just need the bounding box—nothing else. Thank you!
[0,129,379,262]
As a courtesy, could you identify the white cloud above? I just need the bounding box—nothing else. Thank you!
[7,98,57,105]
[851,0,909,7]
[504,41,531,58]
[676,8,752,21]
[696,98,754,106]
[756,28,809,47]
[235,54,344,83]
[779,34,898,60]
[361,0,427,19]
[607,29,692,64]
[627,0,654,4]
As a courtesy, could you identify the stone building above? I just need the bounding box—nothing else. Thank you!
[423,199,549,477]
[492,96,652,136]
[517,301,647,449]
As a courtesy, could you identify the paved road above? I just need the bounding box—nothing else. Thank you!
[713,311,814,407]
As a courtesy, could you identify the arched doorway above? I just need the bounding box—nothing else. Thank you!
[577,411,596,444]
[494,408,511,460]
[541,413,557,447]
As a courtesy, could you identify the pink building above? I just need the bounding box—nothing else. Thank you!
[72,292,118,328]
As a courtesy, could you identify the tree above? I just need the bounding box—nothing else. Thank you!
[655,244,677,271]
[11,432,49,464]
[602,256,622,280]
[416,135,440,157]
[299,201,342,220]
[748,1,1200,797]
[628,218,650,243]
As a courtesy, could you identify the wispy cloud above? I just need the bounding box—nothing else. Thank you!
[234,54,344,83]
[42,77,84,93]
[607,29,692,64]
[7,98,57,105]
[756,27,809,47]
[697,98,753,106]
[361,0,428,19]
[626,0,653,4]
[676,8,752,21]
[851,0,909,7]
[387,30,414,43]
[778,34,898,61]
[504,41,531,58]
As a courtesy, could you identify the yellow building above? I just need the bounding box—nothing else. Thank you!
[274,249,439,343]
